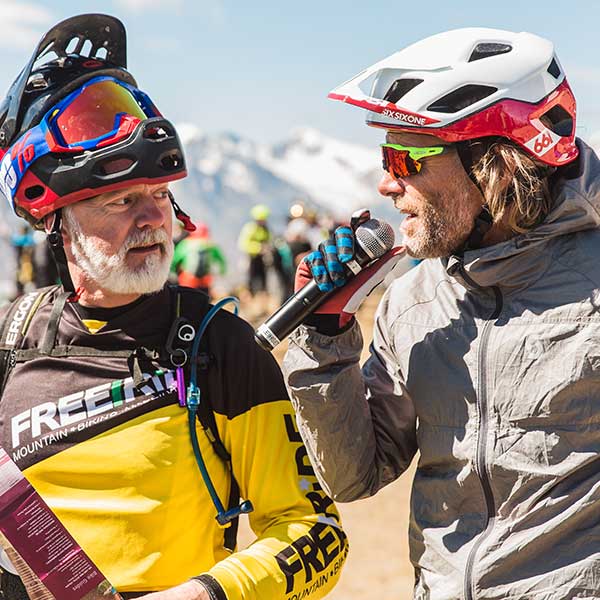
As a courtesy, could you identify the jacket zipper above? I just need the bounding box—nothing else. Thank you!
[463,284,503,600]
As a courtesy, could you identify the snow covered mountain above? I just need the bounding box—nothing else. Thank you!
[174,125,389,219]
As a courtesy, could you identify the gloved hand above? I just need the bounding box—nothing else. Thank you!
[297,209,406,332]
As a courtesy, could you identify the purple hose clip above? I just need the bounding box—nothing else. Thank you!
[176,366,186,407]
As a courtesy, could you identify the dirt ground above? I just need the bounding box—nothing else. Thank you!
[238,290,417,599]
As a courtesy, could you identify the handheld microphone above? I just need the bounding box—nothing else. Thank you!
[254,218,395,351]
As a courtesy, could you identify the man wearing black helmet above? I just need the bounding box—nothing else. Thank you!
[284,28,600,600]
[0,14,346,600]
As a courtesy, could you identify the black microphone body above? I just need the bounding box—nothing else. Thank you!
[255,218,394,351]
[255,277,338,351]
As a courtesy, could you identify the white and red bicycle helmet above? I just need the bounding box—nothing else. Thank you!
[329,28,578,167]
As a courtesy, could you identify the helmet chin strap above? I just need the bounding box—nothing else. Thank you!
[463,204,494,251]
[45,209,78,297]
[455,140,493,252]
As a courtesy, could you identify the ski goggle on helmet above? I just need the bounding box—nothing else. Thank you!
[47,76,155,148]
[329,28,579,168]
[0,14,187,226]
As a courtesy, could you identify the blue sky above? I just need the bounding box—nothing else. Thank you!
[0,0,598,147]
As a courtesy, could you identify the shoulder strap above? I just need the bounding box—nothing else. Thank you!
[194,334,230,463]
[0,308,12,398]
[0,286,56,396]
[39,290,72,355]
[172,287,226,456]
[175,286,240,552]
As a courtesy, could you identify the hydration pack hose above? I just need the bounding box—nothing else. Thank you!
[185,296,254,525]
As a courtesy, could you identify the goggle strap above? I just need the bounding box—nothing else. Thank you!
[169,191,196,233]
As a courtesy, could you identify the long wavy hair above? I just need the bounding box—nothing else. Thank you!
[471,138,554,234]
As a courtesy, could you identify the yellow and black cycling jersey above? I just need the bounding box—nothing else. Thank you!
[0,286,347,599]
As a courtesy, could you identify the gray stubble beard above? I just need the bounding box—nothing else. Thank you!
[404,191,476,259]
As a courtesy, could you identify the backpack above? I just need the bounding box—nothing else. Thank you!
[0,285,241,552]
[190,247,211,279]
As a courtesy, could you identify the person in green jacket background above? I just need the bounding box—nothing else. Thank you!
[171,222,226,296]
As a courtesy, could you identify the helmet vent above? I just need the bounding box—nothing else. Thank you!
[540,105,573,137]
[31,45,59,72]
[66,37,79,54]
[65,36,107,61]
[160,151,183,171]
[81,39,93,57]
[383,79,424,104]
[24,185,44,200]
[468,42,512,62]
[427,84,497,113]
[547,58,561,79]
[144,124,171,140]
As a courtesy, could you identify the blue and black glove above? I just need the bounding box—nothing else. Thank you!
[296,209,405,334]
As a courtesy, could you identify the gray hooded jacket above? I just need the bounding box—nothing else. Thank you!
[283,142,600,600]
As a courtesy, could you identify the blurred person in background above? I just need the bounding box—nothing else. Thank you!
[271,235,294,301]
[238,203,271,296]
[11,224,35,297]
[0,14,346,600]
[285,216,312,266]
[284,28,600,600]
[304,208,329,248]
[10,226,59,296]
[171,221,226,296]
[32,230,59,288]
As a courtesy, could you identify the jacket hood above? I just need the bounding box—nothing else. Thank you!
[447,139,600,291]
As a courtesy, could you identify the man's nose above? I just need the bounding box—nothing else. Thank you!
[378,171,406,198]
[135,192,166,229]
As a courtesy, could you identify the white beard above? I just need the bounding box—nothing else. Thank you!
[63,209,174,295]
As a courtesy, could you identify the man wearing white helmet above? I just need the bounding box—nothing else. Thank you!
[284,28,600,599]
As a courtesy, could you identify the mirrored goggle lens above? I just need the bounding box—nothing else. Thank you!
[381,146,421,178]
[54,80,148,146]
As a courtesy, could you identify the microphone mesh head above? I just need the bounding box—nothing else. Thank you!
[356,219,395,259]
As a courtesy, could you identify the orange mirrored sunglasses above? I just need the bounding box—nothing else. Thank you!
[381,143,451,178]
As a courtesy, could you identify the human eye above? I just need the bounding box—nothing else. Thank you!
[109,195,132,206]
[154,189,170,201]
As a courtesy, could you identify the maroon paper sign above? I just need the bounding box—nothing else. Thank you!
[0,448,121,599]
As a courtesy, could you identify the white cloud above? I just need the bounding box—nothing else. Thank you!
[0,1,53,50]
